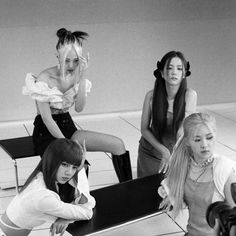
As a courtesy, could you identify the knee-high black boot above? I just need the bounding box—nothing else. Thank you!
[112,151,133,182]
[84,160,90,177]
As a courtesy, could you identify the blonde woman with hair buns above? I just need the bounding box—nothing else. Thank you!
[23,28,132,183]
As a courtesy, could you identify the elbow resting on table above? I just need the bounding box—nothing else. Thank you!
[85,209,94,220]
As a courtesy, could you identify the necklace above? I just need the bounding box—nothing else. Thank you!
[190,156,214,182]
[190,155,214,168]
[192,167,208,183]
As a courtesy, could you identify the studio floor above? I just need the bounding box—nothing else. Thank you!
[0,103,236,236]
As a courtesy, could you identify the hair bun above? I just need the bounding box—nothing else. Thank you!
[153,61,162,79]
[156,61,162,70]
[186,61,191,77]
[56,28,68,38]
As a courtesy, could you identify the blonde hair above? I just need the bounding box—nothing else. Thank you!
[166,113,216,217]
[57,42,82,80]
[56,28,88,81]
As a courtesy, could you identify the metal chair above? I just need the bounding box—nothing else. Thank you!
[0,136,37,192]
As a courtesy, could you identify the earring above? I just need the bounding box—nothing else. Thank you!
[57,62,61,70]
[56,54,61,70]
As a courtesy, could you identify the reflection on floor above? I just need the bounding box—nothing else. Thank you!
[0,103,236,235]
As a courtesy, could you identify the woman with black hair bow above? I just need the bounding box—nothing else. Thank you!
[23,28,132,182]
[137,51,197,178]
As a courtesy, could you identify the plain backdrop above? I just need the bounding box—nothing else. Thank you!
[0,0,236,122]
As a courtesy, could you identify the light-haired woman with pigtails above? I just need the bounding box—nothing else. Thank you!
[23,28,132,182]
[158,113,236,236]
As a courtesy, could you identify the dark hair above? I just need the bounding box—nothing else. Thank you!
[152,51,191,143]
[20,139,84,202]
[56,28,89,50]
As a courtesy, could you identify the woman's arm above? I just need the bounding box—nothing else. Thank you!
[141,91,170,159]
[74,78,87,113]
[37,101,65,138]
[176,88,197,140]
[74,54,90,113]
[185,88,197,117]
[36,190,94,221]
[36,73,65,139]
[74,168,96,207]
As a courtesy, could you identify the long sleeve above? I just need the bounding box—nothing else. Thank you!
[34,168,95,221]
[34,189,93,220]
[6,172,95,229]
[75,168,96,209]
[213,154,236,198]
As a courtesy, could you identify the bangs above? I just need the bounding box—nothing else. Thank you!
[48,139,83,167]
[59,144,82,166]
[58,42,82,58]
[58,42,82,80]
[190,123,216,140]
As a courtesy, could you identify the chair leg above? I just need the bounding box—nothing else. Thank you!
[13,159,19,193]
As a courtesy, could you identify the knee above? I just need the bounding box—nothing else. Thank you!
[71,131,79,141]
[111,137,126,155]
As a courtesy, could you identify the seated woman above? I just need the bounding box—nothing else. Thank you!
[22,28,132,182]
[158,113,236,236]
[137,51,197,178]
[0,138,95,236]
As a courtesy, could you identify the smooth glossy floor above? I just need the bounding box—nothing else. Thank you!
[0,103,236,235]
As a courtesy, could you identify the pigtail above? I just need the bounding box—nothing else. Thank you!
[152,70,168,142]
[173,78,187,141]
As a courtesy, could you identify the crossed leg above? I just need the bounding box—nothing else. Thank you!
[71,129,126,155]
[71,129,132,182]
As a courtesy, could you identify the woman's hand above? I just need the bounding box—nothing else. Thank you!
[77,53,89,81]
[159,158,169,174]
[74,193,88,205]
[158,148,170,174]
[158,185,168,199]
[50,218,73,236]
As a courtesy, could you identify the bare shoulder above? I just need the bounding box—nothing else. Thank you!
[142,90,153,113]
[185,88,197,101]
[185,88,197,112]
[38,67,57,85]
[145,90,153,102]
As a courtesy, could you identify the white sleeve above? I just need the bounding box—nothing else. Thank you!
[35,189,94,221]
[213,155,236,198]
[76,168,96,209]
[22,73,63,103]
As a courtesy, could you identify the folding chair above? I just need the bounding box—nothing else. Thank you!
[0,136,37,192]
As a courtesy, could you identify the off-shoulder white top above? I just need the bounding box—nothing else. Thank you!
[22,73,92,114]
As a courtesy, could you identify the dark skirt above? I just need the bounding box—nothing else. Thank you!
[137,137,166,179]
[32,112,77,156]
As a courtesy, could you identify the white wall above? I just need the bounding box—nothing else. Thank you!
[0,0,236,122]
